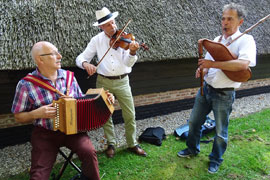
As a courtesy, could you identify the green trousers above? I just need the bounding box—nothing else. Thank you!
[96,75,137,147]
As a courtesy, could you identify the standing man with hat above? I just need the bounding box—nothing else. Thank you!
[76,7,147,158]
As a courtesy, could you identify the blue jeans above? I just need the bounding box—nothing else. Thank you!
[186,83,235,165]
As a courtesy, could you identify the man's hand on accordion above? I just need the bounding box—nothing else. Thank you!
[14,104,57,123]
[35,103,57,119]
[105,90,115,105]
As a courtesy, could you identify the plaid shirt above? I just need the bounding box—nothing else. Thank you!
[11,68,84,130]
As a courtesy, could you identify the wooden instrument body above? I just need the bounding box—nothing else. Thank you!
[53,98,77,135]
[199,38,252,82]
[85,88,114,114]
[53,88,114,135]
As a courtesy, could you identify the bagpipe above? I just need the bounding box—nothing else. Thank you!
[198,14,270,95]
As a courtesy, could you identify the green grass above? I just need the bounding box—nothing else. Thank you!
[2,109,270,180]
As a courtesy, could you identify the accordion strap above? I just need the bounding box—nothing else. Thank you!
[23,70,74,97]
[66,70,74,96]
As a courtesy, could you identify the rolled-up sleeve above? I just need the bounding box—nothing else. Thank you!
[238,36,256,67]
[76,38,97,69]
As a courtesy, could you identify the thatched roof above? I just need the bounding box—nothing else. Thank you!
[1,0,269,70]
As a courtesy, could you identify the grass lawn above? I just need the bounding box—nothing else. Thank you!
[2,108,270,180]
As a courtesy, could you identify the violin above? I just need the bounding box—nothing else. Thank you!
[109,30,149,51]
[95,19,144,69]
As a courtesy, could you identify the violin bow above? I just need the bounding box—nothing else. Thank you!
[96,19,132,68]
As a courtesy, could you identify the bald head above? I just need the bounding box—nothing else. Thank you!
[30,41,62,76]
[31,41,55,62]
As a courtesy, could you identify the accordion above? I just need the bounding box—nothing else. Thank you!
[52,88,114,135]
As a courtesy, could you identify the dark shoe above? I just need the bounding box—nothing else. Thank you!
[105,145,115,158]
[177,148,197,158]
[208,162,220,174]
[128,145,147,157]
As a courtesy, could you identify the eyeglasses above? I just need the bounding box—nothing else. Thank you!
[39,51,61,57]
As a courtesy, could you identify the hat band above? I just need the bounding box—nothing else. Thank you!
[98,13,113,24]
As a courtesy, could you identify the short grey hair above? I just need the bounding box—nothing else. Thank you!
[223,3,247,19]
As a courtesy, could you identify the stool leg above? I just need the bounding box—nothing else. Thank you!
[54,150,82,180]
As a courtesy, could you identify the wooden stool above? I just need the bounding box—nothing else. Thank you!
[51,149,82,180]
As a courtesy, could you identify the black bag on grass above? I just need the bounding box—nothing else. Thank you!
[139,127,166,146]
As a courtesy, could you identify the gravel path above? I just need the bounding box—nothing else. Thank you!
[1,93,269,177]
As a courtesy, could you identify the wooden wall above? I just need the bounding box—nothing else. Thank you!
[0,55,269,148]
[0,55,269,115]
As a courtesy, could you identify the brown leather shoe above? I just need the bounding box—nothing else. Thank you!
[105,145,115,158]
[128,145,147,157]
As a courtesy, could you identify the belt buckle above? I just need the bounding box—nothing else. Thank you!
[119,74,126,79]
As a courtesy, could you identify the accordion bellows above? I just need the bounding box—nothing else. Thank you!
[53,88,114,134]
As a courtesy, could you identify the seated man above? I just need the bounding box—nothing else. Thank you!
[11,41,114,180]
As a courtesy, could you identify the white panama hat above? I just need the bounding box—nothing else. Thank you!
[93,7,119,26]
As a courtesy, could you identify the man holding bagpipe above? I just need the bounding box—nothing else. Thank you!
[11,41,114,180]
[177,3,256,174]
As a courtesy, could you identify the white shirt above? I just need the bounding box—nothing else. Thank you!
[76,31,138,76]
[204,29,256,89]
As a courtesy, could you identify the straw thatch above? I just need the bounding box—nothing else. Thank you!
[1,0,269,70]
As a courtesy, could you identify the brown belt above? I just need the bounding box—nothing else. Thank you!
[98,73,128,80]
